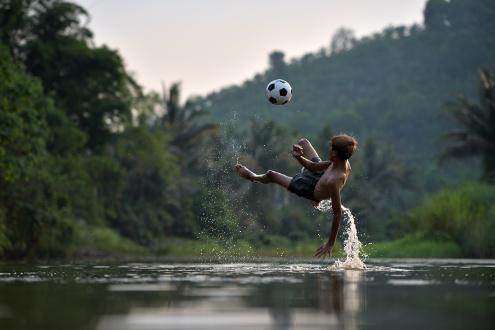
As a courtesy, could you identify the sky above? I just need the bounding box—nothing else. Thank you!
[74,0,427,98]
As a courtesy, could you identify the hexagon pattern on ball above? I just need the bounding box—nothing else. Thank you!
[265,79,292,105]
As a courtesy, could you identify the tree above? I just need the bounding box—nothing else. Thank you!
[441,70,495,182]
[0,45,47,183]
[329,27,356,55]
[0,44,87,257]
[424,0,495,32]
[1,0,141,150]
[313,124,333,157]
[242,119,300,228]
[345,140,415,239]
[110,127,181,245]
[158,82,219,169]
[268,50,287,74]
[201,0,495,195]
[424,0,450,30]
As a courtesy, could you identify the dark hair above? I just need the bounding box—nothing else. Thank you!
[330,135,358,160]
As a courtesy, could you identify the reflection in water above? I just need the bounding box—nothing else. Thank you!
[99,265,365,329]
[265,284,293,330]
[0,260,493,330]
[316,270,364,330]
[344,270,364,330]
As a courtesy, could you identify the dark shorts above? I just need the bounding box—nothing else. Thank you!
[288,157,323,201]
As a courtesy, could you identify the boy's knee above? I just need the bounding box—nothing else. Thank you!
[265,170,275,180]
[298,138,310,146]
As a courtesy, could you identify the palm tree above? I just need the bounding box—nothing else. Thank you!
[441,70,495,182]
[354,139,414,208]
[158,82,219,167]
[362,140,414,188]
[345,139,415,239]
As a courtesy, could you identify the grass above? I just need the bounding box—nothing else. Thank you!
[73,225,147,257]
[363,235,463,258]
[154,239,346,258]
[71,232,465,259]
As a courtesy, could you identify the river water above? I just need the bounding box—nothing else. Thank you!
[0,258,493,330]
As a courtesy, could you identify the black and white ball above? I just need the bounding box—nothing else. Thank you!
[265,79,292,105]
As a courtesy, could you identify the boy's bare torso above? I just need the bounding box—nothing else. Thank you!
[233,136,357,257]
[313,161,351,201]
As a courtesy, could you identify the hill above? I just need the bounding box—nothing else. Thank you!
[199,0,495,188]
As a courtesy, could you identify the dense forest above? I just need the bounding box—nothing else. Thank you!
[200,0,495,190]
[0,0,494,259]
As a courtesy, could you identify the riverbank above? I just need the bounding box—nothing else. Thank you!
[156,238,464,259]
[1,235,464,259]
[70,235,466,260]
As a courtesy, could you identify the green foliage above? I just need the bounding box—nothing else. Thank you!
[155,83,219,172]
[398,182,495,257]
[1,0,494,260]
[109,127,181,246]
[344,139,415,239]
[0,44,47,183]
[156,238,343,258]
[425,0,495,31]
[44,99,87,155]
[279,207,314,242]
[74,225,146,256]
[441,70,495,182]
[0,43,80,258]
[193,188,237,239]
[1,0,140,150]
[364,234,463,258]
[200,0,495,191]
[0,209,11,255]
[240,119,301,223]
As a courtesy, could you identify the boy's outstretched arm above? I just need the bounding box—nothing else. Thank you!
[314,187,342,258]
[292,144,331,172]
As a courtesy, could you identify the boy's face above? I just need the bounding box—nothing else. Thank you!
[328,144,336,161]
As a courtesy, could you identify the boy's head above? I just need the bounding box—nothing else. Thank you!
[329,135,358,161]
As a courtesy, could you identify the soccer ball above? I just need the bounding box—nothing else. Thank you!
[265,79,292,105]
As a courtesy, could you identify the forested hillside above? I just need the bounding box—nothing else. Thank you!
[200,0,495,188]
[1,0,494,259]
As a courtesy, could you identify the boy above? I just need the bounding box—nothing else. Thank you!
[234,135,358,257]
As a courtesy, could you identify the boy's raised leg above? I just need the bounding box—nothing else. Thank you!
[296,138,320,160]
[235,163,292,188]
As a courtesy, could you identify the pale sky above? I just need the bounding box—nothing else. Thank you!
[74,0,427,98]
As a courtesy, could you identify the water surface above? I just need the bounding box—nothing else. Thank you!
[0,258,493,329]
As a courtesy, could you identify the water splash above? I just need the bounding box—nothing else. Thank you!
[316,200,366,270]
[199,111,253,260]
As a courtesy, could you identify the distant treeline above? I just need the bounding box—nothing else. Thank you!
[0,0,494,259]
[200,0,495,191]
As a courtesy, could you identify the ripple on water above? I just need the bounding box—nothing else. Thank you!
[326,264,409,272]
[387,279,437,286]
[1,260,493,287]
[108,283,175,292]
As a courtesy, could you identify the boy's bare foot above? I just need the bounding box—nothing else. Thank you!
[234,163,257,182]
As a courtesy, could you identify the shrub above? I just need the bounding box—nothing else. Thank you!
[402,182,495,257]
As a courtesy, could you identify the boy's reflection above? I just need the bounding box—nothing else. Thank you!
[317,270,364,329]
[244,271,364,330]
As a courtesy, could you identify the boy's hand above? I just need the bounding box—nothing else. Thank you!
[292,144,304,158]
[314,242,333,258]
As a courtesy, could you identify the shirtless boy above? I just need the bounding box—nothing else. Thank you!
[234,135,358,258]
